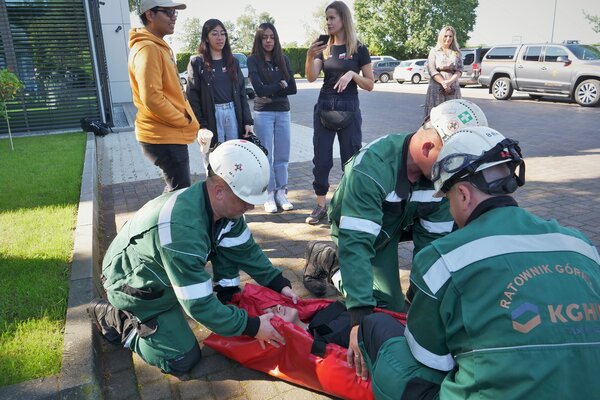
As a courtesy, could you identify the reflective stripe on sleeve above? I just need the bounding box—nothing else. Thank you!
[218,276,240,287]
[218,227,251,248]
[420,219,454,234]
[423,233,600,295]
[339,216,382,236]
[157,189,187,246]
[410,190,442,203]
[405,326,455,371]
[173,279,213,300]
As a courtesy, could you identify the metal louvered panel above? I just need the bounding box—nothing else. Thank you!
[0,0,107,134]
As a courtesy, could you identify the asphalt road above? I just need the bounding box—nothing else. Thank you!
[288,79,600,159]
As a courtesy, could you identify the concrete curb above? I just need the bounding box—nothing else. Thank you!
[0,133,102,399]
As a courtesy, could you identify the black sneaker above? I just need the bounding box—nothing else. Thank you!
[303,240,338,297]
[305,204,327,225]
[87,298,122,345]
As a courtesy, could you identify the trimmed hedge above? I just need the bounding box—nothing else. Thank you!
[176,48,309,77]
[176,52,193,73]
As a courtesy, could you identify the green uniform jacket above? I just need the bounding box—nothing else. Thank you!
[329,133,454,324]
[102,182,288,338]
[407,199,600,399]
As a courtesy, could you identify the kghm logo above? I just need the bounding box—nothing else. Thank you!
[511,302,542,333]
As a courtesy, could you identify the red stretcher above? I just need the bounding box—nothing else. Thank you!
[203,284,406,400]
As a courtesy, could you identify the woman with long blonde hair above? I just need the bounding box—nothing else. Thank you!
[304,0,374,225]
[424,25,463,116]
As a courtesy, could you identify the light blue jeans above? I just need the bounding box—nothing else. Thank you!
[215,102,239,143]
[254,110,291,192]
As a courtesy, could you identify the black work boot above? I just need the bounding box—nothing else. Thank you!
[303,240,338,297]
[87,298,127,345]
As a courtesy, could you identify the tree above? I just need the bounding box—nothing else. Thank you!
[354,0,478,59]
[302,0,329,47]
[583,10,600,34]
[232,6,275,52]
[0,68,23,151]
[177,18,202,53]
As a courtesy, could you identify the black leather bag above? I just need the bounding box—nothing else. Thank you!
[319,109,355,131]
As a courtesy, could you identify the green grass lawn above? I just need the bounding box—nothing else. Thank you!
[0,133,86,387]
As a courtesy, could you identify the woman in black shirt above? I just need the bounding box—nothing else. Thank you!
[248,23,297,213]
[304,1,374,225]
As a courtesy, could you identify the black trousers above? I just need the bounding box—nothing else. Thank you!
[312,94,362,196]
[139,142,191,192]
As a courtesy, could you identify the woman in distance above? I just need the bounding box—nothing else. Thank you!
[248,23,297,213]
[304,0,373,225]
[186,19,253,169]
[424,25,463,117]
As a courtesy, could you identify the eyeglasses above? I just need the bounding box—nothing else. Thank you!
[210,30,227,38]
[155,8,178,18]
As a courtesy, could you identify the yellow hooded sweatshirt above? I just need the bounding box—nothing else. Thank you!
[128,28,199,144]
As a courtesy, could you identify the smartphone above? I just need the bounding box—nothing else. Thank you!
[317,34,329,45]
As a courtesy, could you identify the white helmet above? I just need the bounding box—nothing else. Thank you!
[432,126,524,197]
[429,99,488,142]
[208,140,270,205]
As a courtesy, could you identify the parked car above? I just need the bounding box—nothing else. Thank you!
[459,47,490,87]
[370,55,397,63]
[372,60,401,83]
[393,59,428,84]
[233,53,256,99]
[479,43,600,107]
[179,71,188,85]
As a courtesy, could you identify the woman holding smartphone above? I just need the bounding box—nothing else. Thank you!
[186,19,253,170]
[248,23,297,213]
[304,0,374,225]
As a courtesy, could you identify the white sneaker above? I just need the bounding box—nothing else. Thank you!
[264,192,277,213]
[275,189,293,211]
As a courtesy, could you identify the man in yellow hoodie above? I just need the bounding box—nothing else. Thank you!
[129,0,200,192]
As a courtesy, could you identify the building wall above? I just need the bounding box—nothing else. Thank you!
[99,0,132,104]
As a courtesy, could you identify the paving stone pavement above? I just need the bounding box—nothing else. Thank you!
[95,113,600,399]
[96,125,406,400]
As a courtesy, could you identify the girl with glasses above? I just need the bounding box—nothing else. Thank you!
[247,23,297,213]
[186,19,253,171]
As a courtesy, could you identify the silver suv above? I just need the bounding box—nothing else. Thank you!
[479,43,600,107]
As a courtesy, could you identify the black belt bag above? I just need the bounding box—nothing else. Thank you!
[319,96,356,131]
[320,109,355,131]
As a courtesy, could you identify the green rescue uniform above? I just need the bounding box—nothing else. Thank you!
[370,197,600,399]
[329,133,454,326]
[102,182,289,372]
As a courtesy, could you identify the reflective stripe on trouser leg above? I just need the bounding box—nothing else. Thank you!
[331,269,344,296]
[129,305,200,374]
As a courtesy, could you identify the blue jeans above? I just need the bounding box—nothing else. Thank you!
[254,110,291,192]
[215,102,239,142]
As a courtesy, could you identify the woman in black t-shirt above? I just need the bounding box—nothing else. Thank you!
[304,1,374,225]
[186,19,253,171]
[248,23,297,213]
